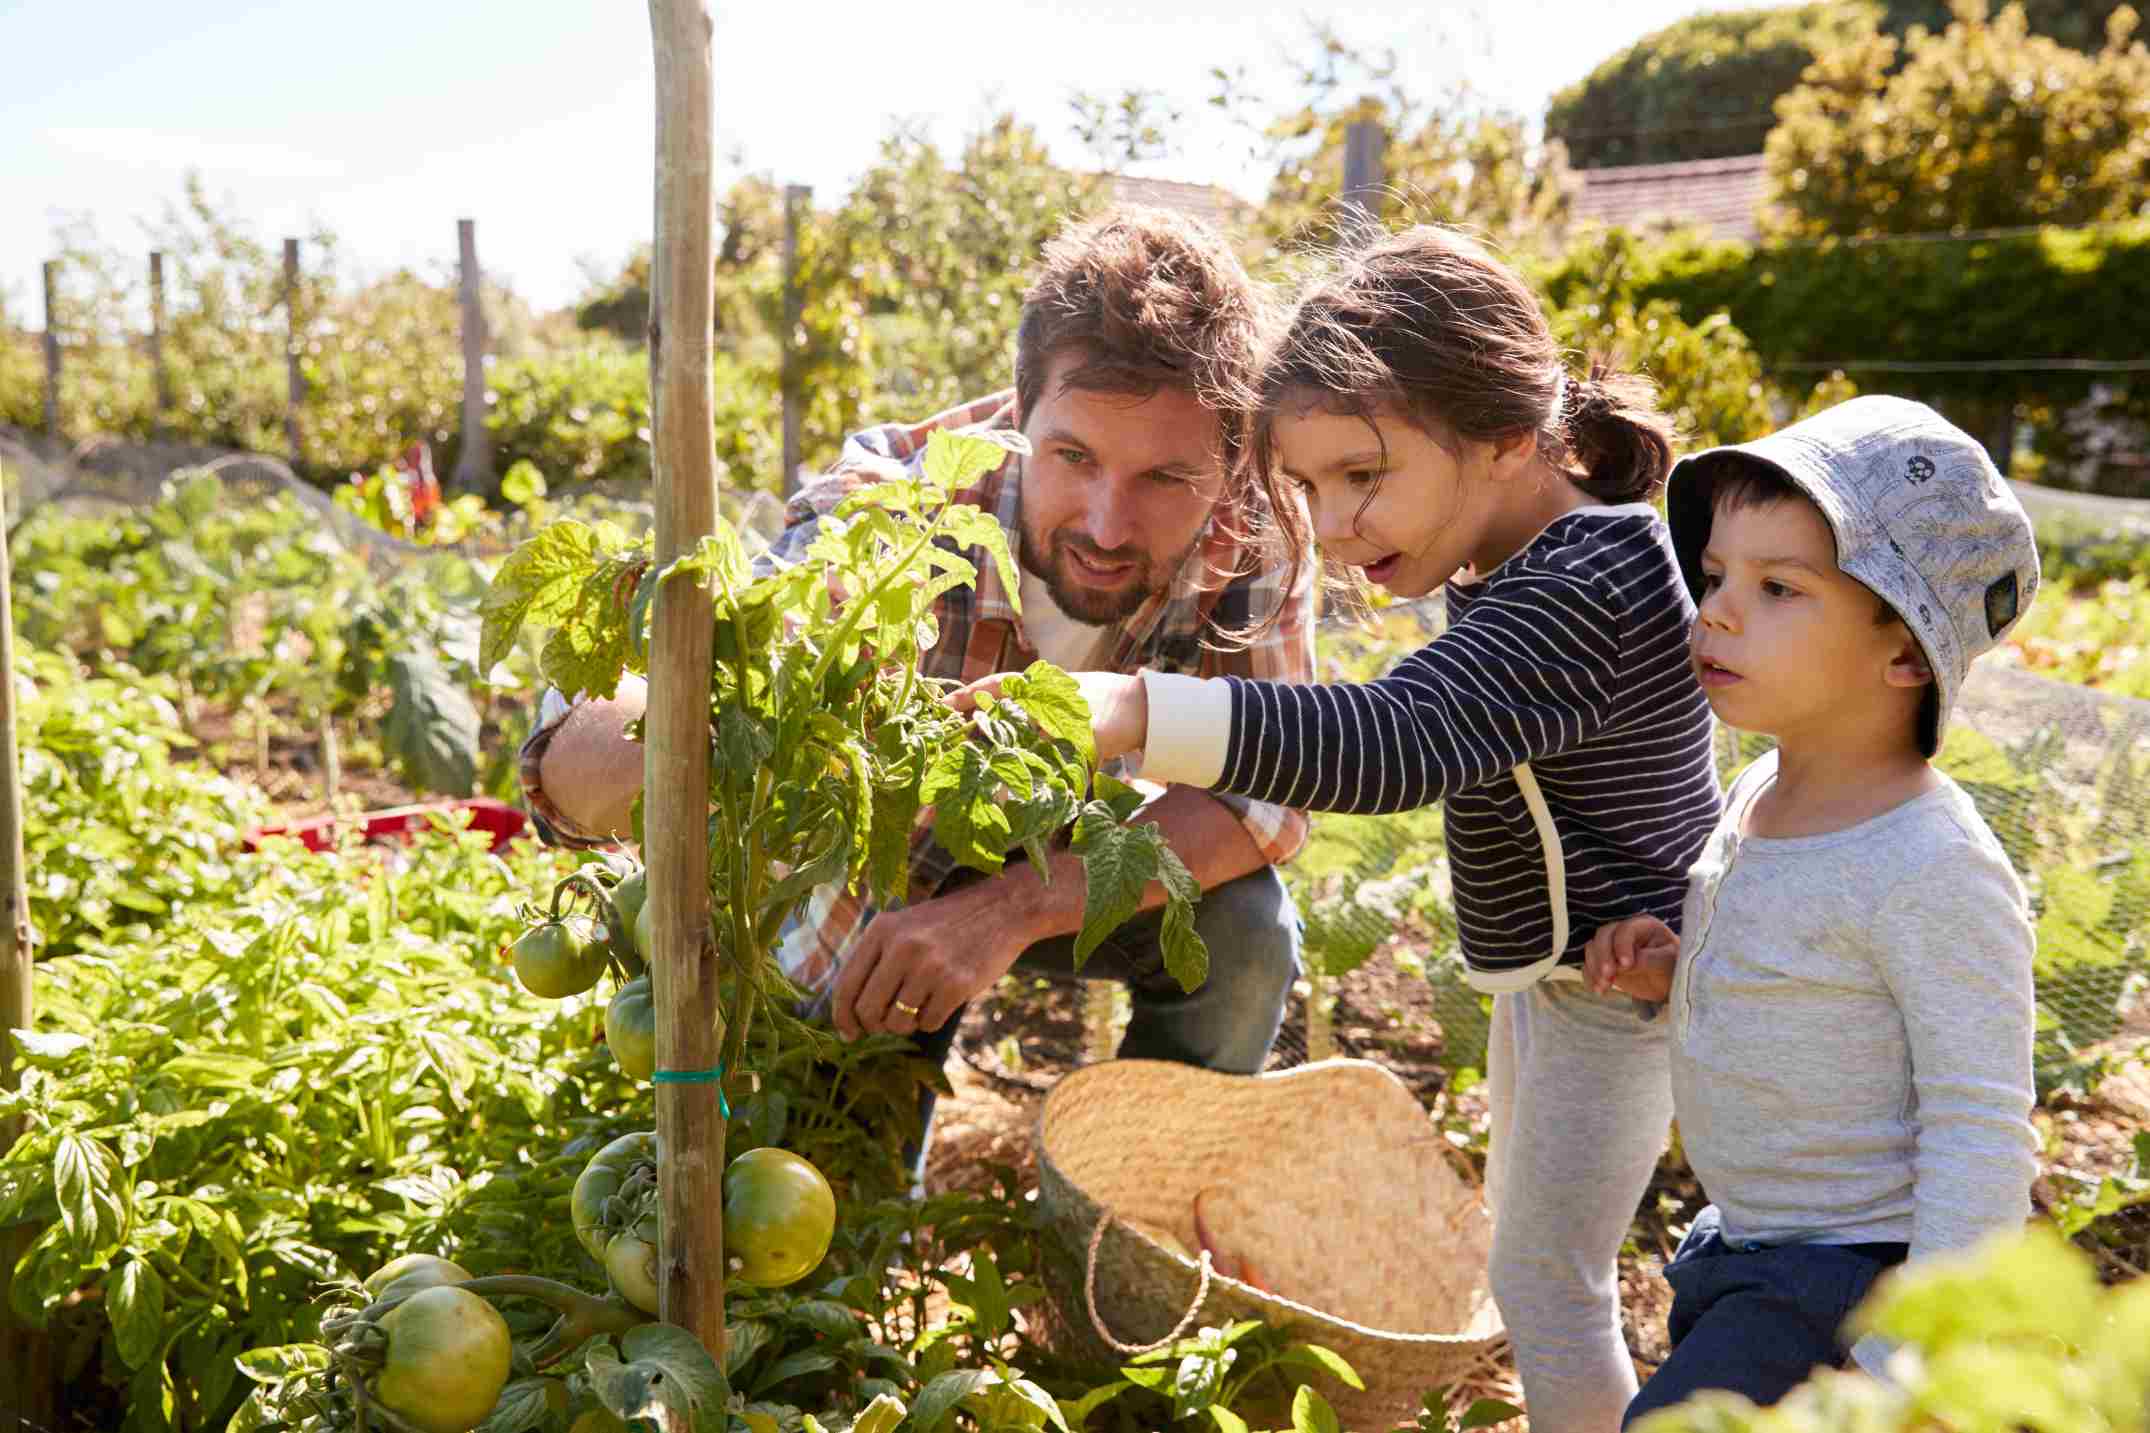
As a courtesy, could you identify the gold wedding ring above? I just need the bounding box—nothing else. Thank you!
[892,999,921,1016]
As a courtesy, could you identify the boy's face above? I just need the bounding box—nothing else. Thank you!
[1691,494,1929,749]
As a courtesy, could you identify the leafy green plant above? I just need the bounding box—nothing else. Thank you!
[14,645,265,958]
[0,825,594,1431]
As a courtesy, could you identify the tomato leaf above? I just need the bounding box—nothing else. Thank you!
[920,428,1022,495]
[1067,807,1152,971]
[587,1324,731,1433]
[999,663,1094,767]
[479,519,603,675]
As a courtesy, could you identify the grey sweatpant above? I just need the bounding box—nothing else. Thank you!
[1486,979,1673,1433]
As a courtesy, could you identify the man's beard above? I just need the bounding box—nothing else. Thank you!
[1017,520,1190,626]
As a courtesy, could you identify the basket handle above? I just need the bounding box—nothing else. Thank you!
[1084,1213,1215,1356]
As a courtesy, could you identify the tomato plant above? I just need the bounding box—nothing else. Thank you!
[480,427,1210,1114]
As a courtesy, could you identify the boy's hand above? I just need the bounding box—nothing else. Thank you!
[1584,915,1680,1003]
[948,670,1150,764]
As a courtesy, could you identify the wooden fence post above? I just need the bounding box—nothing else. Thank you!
[452,219,496,499]
[646,0,725,1350]
[149,250,173,436]
[0,473,55,1429]
[283,238,304,465]
[1340,119,1386,232]
[40,261,59,438]
[780,183,810,499]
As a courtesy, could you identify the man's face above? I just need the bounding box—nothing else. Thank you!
[1690,495,1926,749]
[1016,353,1228,625]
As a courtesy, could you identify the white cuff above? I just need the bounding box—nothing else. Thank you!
[1135,671,1233,789]
[1847,1332,1899,1383]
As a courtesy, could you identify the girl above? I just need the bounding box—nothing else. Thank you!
[970,227,1723,1432]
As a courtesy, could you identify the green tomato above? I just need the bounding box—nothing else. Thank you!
[634,898,654,964]
[511,918,607,999]
[362,1253,471,1306]
[571,1131,657,1263]
[609,869,648,957]
[370,1285,512,1433]
[722,1148,836,1289]
[605,975,657,1082]
[604,1215,662,1315]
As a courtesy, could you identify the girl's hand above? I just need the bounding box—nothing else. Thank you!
[1584,915,1679,1003]
[948,670,1150,764]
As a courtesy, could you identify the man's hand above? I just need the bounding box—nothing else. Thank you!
[1583,915,1680,1003]
[827,878,1041,1039]
[949,669,1150,763]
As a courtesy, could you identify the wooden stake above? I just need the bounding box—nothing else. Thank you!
[646,0,725,1349]
[0,462,55,1427]
[40,260,60,437]
[1341,120,1386,232]
[150,250,173,435]
[321,712,341,805]
[780,183,810,499]
[284,238,304,464]
[452,219,496,499]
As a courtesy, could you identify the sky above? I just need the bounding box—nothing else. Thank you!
[1,0,1790,318]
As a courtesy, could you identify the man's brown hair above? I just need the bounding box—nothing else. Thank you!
[1014,206,1268,484]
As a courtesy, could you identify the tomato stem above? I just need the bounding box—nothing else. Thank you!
[453,1274,654,1366]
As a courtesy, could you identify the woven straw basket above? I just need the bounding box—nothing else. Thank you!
[1032,1058,1505,1430]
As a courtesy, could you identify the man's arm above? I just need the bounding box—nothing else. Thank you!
[828,785,1267,1038]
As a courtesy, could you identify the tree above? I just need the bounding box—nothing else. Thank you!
[829,116,1100,417]
[1766,0,2150,238]
[1226,26,1571,257]
[1546,0,2142,169]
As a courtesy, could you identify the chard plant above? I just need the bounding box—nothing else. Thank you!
[479,427,1208,1080]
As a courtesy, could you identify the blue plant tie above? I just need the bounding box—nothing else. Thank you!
[652,1063,730,1117]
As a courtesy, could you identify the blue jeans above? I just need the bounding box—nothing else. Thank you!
[1622,1206,1907,1426]
[905,863,1303,1177]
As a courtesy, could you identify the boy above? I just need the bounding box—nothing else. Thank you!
[1583,396,2042,1423]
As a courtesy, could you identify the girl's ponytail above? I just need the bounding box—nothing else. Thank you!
[1559,357,1678,505]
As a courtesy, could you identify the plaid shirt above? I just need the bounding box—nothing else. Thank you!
[522,390,1315,996]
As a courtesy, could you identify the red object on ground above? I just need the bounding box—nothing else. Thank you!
[244,797,530,854]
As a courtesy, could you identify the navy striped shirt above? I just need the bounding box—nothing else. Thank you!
[1216,505,1723,984]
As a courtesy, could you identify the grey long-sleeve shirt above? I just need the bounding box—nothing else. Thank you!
[1670,751,2038,1262]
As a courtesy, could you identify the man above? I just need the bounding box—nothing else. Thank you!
[521,207,1314,1141]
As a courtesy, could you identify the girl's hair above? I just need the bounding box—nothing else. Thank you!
[1249,226,1680,604]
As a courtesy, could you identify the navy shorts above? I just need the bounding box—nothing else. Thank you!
[1622,1206,1907,1426]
